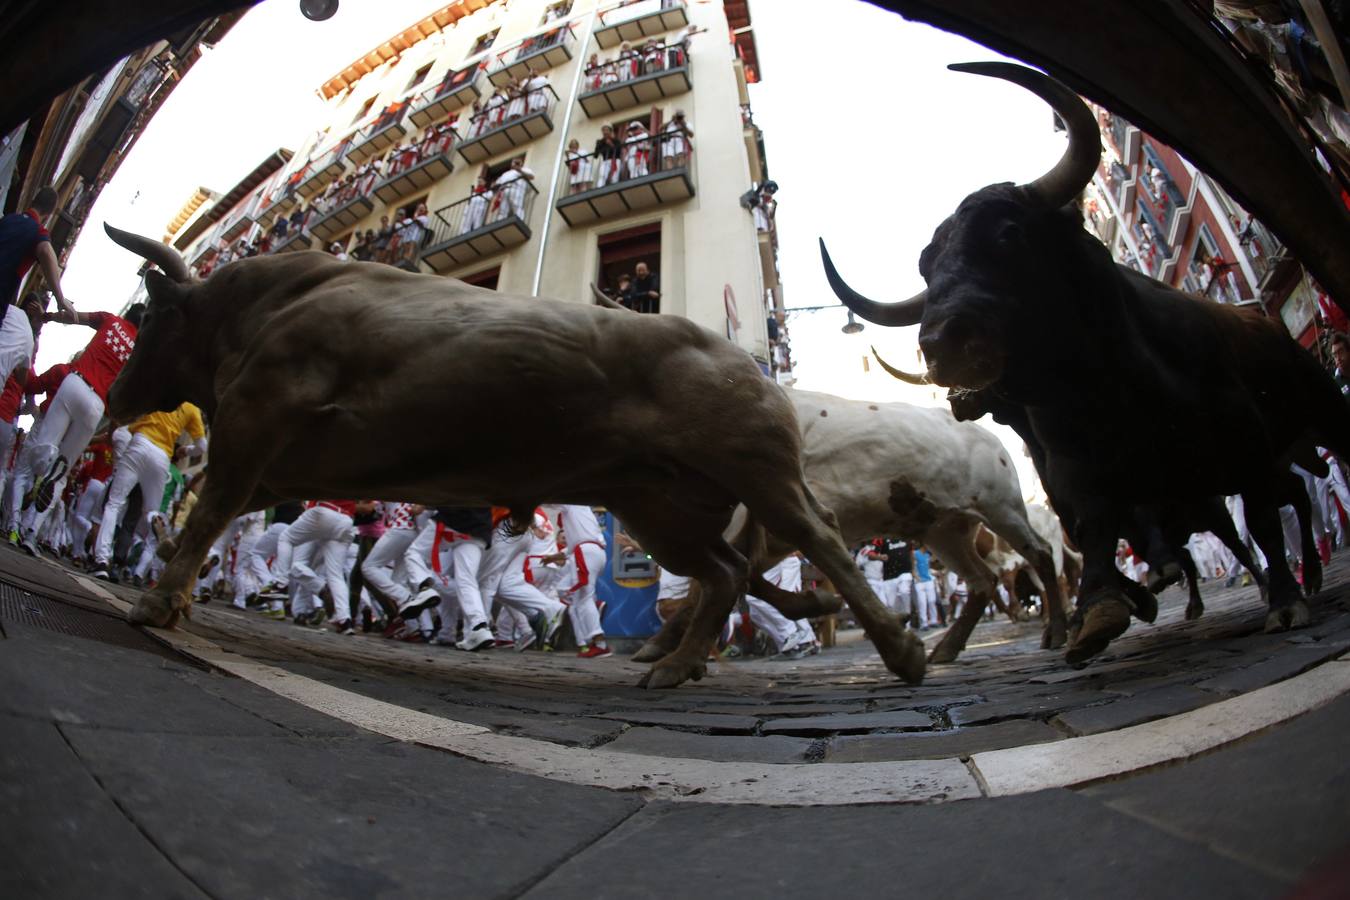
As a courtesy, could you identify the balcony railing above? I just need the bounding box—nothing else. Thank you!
[457,85,558,164]
[373,125,458,204]
[259,180,299,228]
[272,228,314,254]
[408,66,486,129]
[577,43,691,118]
[308,186,376,245]
[294,139,352,200]
[594,0,688,49]
[420,180,538,272]
[347,104,411,166]
[487,24,576,86]
[555,128,694,227]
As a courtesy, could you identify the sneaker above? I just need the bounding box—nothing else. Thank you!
[396,625,425,643]
[331,619,355,636]
[770,645,809,661]
[90,564,112,580]
[262,606,287,620]
[455,623,495,651]
[308,609,327,627]
[19,538,39,557]
[369,618,387,635]
[5,529,17,545]
[530,607,565,650]
[431,635,458,646]
[293,612,312,626]
[382,619,406,639]
[493,639,516,648]
[577,642,613,659]
[397,587,440,621]
[513,627,537,652]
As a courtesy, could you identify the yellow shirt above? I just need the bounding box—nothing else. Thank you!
[131,402,205,456]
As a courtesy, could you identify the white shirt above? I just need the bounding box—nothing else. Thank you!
[657,569,691,600]
[557,504,605,550]
[494,166,535,187]
[855,546,884,581]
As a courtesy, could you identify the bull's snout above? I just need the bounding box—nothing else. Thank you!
[917,314,1006,390]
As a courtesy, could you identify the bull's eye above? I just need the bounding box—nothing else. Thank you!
[995,222,1023,247]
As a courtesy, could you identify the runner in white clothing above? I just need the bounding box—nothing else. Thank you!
[543,504,611,658]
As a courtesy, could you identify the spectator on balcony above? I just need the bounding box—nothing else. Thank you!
[584,53,603,91]
[372,215,393,263]
[566,139,593,194]
[641,40,664,75]
[466,100,485,138]
[351,230,375,262]
[491,158,535,223]
[329,241,349,262]
[623,121,651,179]
[356,159,380,196]
[525,70,551,115]
[398,203,430,265]
[483,89,507,130]
[750,180,778,232]
[668,24,706,68]
[594,125,623,188]
[661,110,693,169]
[629,261,660,314]
[617,43,640,80]
[269,214,289,244]
[461,178,492,235]
[505,81,526,121]
[600,55,620,87]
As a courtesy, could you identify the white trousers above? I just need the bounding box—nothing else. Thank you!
[559,542,607,644]
[275,507,356,622]
[241,522,287,600]
[915,579,938,627]
[93,433,170,565]
[70,477,107,558]
[10,374,103,532]
[360,526,419,607]
[429,537,487,641]
[0,418,16,504]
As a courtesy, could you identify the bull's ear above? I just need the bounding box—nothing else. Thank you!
[144,270,184,307]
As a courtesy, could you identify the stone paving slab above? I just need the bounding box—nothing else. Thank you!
[1050,685,1215,736]
[825,719,1064,762]
[760,710,934,735]
[521,791,1283,900]
[604,727,817,763]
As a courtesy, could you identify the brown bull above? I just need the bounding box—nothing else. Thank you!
[101,225,926,689]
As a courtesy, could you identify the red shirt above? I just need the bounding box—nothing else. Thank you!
[81,440,114,484]
[28,362,71,415]
[72,312,137,402]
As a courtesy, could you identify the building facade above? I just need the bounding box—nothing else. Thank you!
[177,0,785,375]
[1083,103,1332,353]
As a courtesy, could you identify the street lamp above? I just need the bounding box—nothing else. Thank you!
[783,303,864,335]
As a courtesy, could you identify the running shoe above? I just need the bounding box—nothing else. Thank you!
[331,619,355,636]
[397,587,440,621]
[577,642,613,659]
[455,623,495,651]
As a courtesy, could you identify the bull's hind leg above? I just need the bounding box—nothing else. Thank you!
[984,505,1069,649]
[632,584,698,663]
[1177,547,1205,621]
[924,522,1002,664]
[1244,484,1311,632]
[747,483,924,684]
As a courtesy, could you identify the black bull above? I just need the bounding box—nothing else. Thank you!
[822,61,1350,664]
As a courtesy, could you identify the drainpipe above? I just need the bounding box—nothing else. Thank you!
[531,11,597,296]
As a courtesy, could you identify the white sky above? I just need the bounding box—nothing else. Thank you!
[57,0,1072,501]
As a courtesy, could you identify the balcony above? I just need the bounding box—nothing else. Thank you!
[757,227,778,290]
[259,184,299,229]
[577,48,690,118]
[346,104,410,167]
[408,67,486,130]
[457,86,557,164]
[308,192,375,244]
[487,24,576,87]
[594,0,688,50]
[555,129,694,227]
[294,139,351,201]
[373,135,457,205]
[420,181,538,272]
[272,229,314,254]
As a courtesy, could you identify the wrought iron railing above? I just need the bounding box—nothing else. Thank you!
[463,84,558,141]
[560,127,693,197]
[411,66,481,113]
[580,40,689,93]
[488,24,575,75]
[350,102,409,149]
[597,0,685,28]
[427,179,540,245]
[379,124,459,183]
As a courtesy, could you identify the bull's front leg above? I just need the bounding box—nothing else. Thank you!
[1064,505,1130,667]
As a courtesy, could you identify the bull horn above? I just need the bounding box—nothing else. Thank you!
[948,62,1101,210]
[590,282,629,311]
[871,346,931,385]
[103,223,189,283]
[819,238,926,327]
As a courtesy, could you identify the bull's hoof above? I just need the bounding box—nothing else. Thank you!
[928,631,961,664]
[1041,617,1068,650]
[155,536,179,562]
[870,617,925,684]
[1065,598,1131,667]
[630,640,669,663]
[1184,600,1205,621]
[128,588,189,629]
[1264,600,1311,634]
[637,651,707,689]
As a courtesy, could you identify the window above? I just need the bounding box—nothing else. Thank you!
[406,63,433,92]
[597,222,661,313]
[393,193,429,221]
[461,266,500,290]
[541,1,572,24]
[481,155,525,186]
[351,96,377,126]
[1184,223,1220,292]
[470,29,499,56]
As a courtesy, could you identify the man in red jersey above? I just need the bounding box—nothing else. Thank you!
[11,304,143,554]
[68,433,115,564]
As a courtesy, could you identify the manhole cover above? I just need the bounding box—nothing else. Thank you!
[0,582,179,659]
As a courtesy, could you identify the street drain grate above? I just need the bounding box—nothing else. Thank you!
[0,582,179,658]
